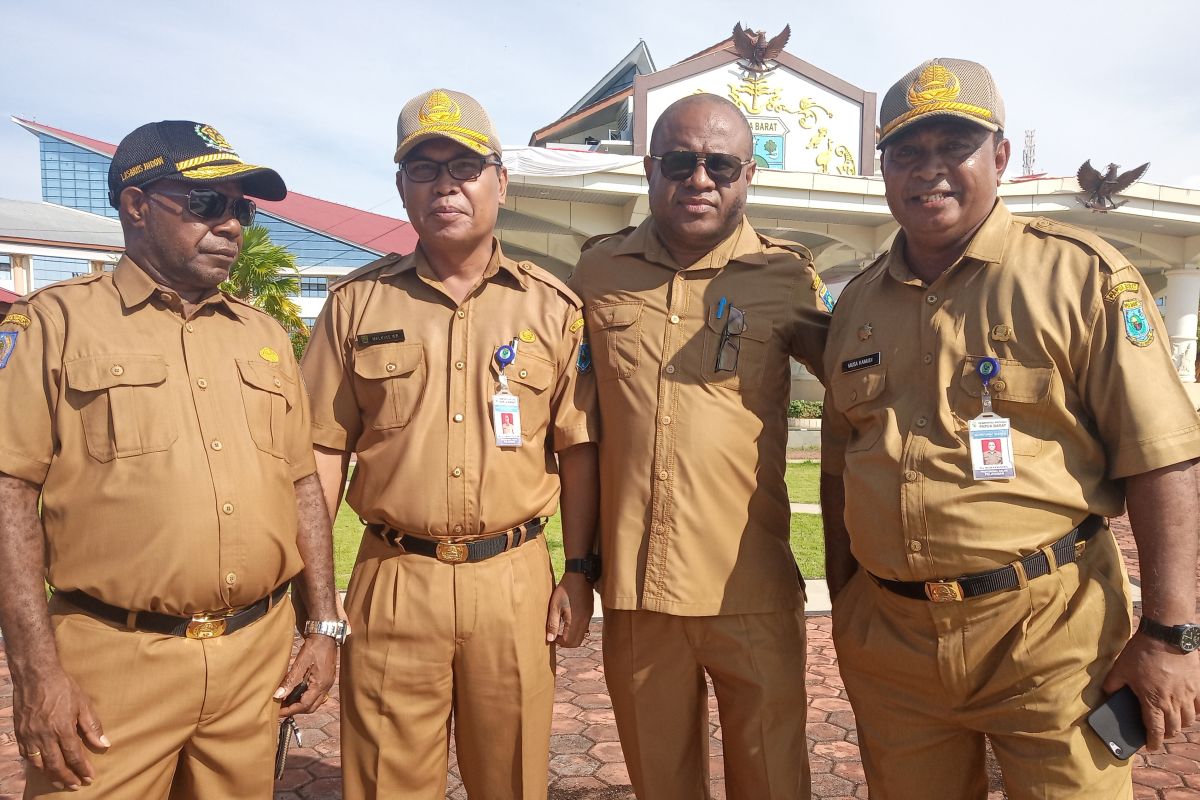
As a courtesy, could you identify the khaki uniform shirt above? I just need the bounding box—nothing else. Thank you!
[570,218,831,615]
[301,242,597,538]
[823,201,1200,580]
[0,257,315,615]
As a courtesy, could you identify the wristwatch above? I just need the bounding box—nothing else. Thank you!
[1138,617,1200,653]
[303,619,350,645]
[564,553,602,584]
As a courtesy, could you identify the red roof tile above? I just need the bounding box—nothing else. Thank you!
[0,287,20,303]
[13,118,417,256]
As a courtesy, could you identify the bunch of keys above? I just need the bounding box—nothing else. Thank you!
[274,682,307,780]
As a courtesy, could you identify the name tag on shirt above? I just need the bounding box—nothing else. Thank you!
[841,352,881,373]
[492,392,523,447]
[357,329,405,347]
[969,415,1016,480]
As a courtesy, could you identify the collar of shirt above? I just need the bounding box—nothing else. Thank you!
[112,256,243,320]
[379,238,528,291]
[613,216,769,272]
[883,200,1012,286]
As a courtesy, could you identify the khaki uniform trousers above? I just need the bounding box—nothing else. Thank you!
[26,593,295,799]
[340,530,556,800]
[603,607,810,800]
[833,530,1134,800]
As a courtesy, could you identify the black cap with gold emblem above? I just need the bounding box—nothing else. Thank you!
[107,120,287,208]
[877,58,1005,149]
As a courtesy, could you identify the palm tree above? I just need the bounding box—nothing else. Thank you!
[221,225,306,334]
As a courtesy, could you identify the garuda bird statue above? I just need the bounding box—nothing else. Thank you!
[1077,160,1150,211]
[729,23,790,74]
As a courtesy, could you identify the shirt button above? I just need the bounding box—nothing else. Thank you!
[922,353,933,365]
[453,413,464,423]
[926,294,938,305]
[454,524,464,534]
[211,440,223,451]
[669,314,680,324]
[451,467,463,478]
[909,540,923,553]
[518,369,528,379]
[185,323,195,333]
[657,470,669,481]
[455,360,465,370]
[159,293,172,303]
[665,365,677,374]
[456,310,466,319]
[222,502,234,515]
[109,364,124,376]
[904,470,918,482]
[916,416,928,427]
[992,379,1007,392]
[273,378,282,388]
[385,363,397,372]
[225,572,237,586]
[660,416,671,425]
[196,378,208,389]
[850,391,859,401]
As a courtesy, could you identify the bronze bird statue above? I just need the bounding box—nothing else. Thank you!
[729,23,791,74]
[1077,160,1149,211]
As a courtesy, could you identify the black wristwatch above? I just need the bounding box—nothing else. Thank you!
[1138,617,1200,653]
[564,553,602,583]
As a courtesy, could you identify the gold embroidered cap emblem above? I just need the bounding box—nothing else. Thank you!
[194,124,237,155]
[908,64,961,107]
[419,91,463,128]
[259,347,280,363]
[518,329,536,344]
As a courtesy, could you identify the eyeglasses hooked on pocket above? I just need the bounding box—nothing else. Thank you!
[714,304,746,373]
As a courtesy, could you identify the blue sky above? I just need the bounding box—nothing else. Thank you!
[1,0,1196,220]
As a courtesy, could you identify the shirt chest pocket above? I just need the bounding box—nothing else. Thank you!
[64,354,178,463]
[586,300,643,382]
[830,367,888,453]
[953,357,1054,456]
[699,306,771,392]
[352,343,426,430]
[492,349,555,439]
[236,360,296,458]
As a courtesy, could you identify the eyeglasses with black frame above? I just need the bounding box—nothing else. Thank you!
[650,151,754,183]
[149,188,256,227]
[715,305,747,373]
[400,155,503,183]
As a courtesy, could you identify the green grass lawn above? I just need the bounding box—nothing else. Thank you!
[332,508,825,589]
[786,461,821,504]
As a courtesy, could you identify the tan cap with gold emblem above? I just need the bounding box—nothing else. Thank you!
[393,88,501,163]
[877,58,1005,149]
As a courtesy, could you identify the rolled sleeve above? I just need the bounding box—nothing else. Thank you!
[301,293,360,453]
[549,310,599,453]
[0,302,58,484]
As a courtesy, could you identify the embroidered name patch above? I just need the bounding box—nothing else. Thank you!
[841,352,881,372]
[1,313,31,330]
[1105,281,1140,302]
[0,331,17,368]
[357,329,406,347]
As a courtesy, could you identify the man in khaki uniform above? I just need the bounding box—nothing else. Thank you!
[569,93,831,799]
[0,121,339,799]
[302,89,599,800]
[822,59,1200,798]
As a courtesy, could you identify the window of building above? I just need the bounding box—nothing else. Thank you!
[31,256,89,289]
[301,317,318,329]
[300,276,328,297]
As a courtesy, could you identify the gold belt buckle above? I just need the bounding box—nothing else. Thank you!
[924,580,964,603]
[186,609,236,639]
[435,542,469,564]
[1074,540,1087,560]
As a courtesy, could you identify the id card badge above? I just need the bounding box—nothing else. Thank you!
[492,391,523,447]
[969,414,1016,480]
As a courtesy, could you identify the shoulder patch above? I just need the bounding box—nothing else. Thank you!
[1120,298,1155,347]
[1104,281,1140,302]
[1025,217,1132,273]
[1,313,31,330]
[0,331,17,368]
[520,262,583,308]
[569,317,585,333]
[581,226,636,253]
[329,253,408,292]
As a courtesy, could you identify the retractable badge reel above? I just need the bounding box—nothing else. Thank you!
[492,341,523,447]
[968,356,1015,480]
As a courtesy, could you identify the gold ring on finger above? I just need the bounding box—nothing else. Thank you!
[22,751,41,759]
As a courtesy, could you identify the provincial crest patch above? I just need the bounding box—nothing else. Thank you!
[815,279,835,312]
[0,331,18,368]
[576,341,593,374]
[1121,298,1154,347]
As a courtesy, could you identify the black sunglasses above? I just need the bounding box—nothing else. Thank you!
[650,151,753,183]
[151,188,256,226]
[715,305,747,372]
[400,156,502,183]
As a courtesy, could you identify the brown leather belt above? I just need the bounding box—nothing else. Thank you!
[870,515,1105,602]
[370,518,544,564]
[55,583,290,639]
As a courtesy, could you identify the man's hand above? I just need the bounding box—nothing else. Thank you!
[545,573,593,648]
[1103,631,1200,750]
[14,667,109,790]
[275,635,337,717]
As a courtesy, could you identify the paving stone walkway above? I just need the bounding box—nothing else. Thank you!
[0,516,1197,798]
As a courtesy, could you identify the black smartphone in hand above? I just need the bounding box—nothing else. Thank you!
[1086,686,1146,760]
